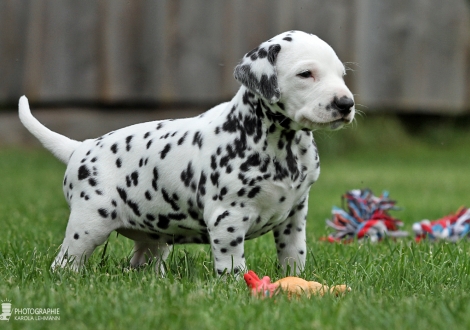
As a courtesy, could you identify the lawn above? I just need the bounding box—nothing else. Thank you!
[1,114,470,329]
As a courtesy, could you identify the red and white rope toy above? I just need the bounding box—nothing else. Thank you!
[324,189,408,243]
[412,207,470,242]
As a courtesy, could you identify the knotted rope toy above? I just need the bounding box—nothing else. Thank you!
[243,270,350,299]
[412,207,470,242]
[323,189,408,243]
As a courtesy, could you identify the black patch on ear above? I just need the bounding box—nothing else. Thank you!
[258,48,268,58]
[267,44,281,65]
[234,44,282,103]
[245,47,259,58]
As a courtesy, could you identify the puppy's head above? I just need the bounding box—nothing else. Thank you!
[234,31,354,130]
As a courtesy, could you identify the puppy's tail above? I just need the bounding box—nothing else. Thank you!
[19,96,81,164]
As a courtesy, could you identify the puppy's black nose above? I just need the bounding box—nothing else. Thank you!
[333,96,354,116]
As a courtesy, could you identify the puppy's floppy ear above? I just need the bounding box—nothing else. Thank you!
[234,43,282,104]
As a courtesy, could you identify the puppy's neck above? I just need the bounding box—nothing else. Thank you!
[233,87,305,136]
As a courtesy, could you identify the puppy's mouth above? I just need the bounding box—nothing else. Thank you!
[300,116,351,131]
[328,118,350,130]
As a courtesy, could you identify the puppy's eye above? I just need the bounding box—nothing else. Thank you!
[297,71,312,78]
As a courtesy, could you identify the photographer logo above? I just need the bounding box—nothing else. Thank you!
[0,299,60,322]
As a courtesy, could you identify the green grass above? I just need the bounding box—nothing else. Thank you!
[2,114,470,329]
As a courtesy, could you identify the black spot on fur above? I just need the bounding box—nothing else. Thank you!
[111,143,118,154]
[230,236,243,247]
[219,156,229,168]
[74,233,79,240]
[116,158,122,168]
[214,211,230,226]
[211,155,217,170]
[117,187,127,202]
[192,131,203,149]
[240,153,261,172]
[161,188,180,211]
[88,178,97,186]
[145,191,152,200]
[180,162,194,187]
[127,200,141,217]
[210,171,220,186]
[220,187,228,197]
[146,140,153,149]
[197,172,207,196]
[130,171,139,186]
[222,106,239,133]
[247,186,261,198]
[151,167,159,191]
[243,115,259,137]
[78,165,90,180]
[257,48,268,58]
[177,132,188,145]
[125,135,133,151]
[98,208,109,218]
[157,215,170,229]
[268,44,281,65]
[160,143,171,159]
[188,209,199,220]
[273,160,289,181]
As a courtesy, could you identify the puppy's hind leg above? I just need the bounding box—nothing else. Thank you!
[130,241,172,276]
[52,208,119,271]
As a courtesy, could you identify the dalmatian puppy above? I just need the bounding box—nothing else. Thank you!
[19,30,354,276]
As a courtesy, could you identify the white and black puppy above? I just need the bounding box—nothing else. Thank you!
[19,30,354,276]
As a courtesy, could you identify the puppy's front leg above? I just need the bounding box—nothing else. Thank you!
[273,196,309,275]
[208,210,247,276]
